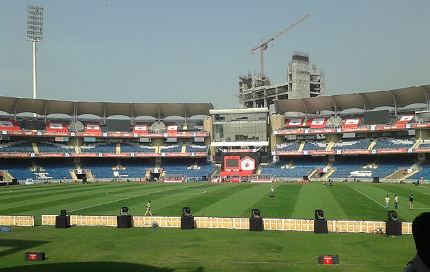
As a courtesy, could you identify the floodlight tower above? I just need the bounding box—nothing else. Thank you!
[26,5,44,100]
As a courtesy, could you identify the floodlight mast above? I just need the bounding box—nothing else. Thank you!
[26,6,44,101]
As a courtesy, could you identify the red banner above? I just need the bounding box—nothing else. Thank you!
[396,115,414,125]
[342,118,361,128]
[167,125,178,133]
[71,153,99,157]
[104,153,130,157]
[85,124,101,135]
[377,149,407,154]
[275,151,303,156]
[414,148,430,153]
[285,118,304,127]
[193,152,207,157]
[0,153,31,157]
[341,150,371,155]
[42,132,69,136]
[412,123,430,128]
[36,153,65,157]
[342,127,370,132]
[76,132,101,137]
[309,150,335,155]
[275,130,304,135]
[135,153,161,157]
[46,122,68,133]
[0,120,21,131]
[306,117,328,128]
[107,133,134,137]
[375,124,405,130]
[133,124,148,134]
[311,128,336,134]
[164,153,192,157]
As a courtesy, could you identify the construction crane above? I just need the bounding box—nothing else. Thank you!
[251,14,310,77]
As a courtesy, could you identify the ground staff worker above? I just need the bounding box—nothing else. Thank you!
[145,200,152,216]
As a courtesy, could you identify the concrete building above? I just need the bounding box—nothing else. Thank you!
[239,52,324,108]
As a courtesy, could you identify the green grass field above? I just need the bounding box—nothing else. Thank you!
[0,181,429,271]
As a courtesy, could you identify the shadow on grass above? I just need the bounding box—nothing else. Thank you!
[0,239,48,259]
[0,262,205,272]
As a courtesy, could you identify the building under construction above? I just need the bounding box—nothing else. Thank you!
[239,52,325,108]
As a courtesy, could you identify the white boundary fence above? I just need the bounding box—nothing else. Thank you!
[0,215,35,226]
[40,215,413,234]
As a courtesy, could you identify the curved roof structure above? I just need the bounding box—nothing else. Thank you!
[275,84,430,114]
[0,97,214,119]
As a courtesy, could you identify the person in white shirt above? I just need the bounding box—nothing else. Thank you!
[385,195,390,209]
[145,200,152,216]
[394,195,399,209]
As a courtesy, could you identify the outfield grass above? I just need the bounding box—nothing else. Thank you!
[0,181,429,271]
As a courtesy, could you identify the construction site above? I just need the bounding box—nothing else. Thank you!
[238,15,325,108]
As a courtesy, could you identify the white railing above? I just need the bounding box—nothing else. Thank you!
[0,215,35,226]
[40,214,413,234]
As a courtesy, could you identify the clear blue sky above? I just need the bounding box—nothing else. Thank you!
[1,0,429,109]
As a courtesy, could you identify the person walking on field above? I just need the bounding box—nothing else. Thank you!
[409,195,414,210]
[394,194,399,209]
[385,195,390,209]
[145,200,152,216]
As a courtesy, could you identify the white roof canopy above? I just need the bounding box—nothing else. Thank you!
[275,84,430,114]
[0,97,214,119]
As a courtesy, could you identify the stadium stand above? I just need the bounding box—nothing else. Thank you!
[0,159,34,180]
[274,141,302,152]
[161,159,216,179]
[303,141,327,151]
[37,142,74,153]
[330,156,415,179]
[80,143,117,154]
[331,139,372,150]
[372,137,415,150]
[1,84,430,183]
[185,144,209,153]
[0,142,34,153]
[120,143,157,153]
[260,157,326,178]
[34,159,75,180]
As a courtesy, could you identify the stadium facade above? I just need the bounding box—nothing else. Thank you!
[1,84,430,184]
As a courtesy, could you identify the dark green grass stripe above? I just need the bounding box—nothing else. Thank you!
[0,183,147,208]
[156,183,248,216]
[239,183,302,218]
[0,183,160,204]
[0,182,163,200]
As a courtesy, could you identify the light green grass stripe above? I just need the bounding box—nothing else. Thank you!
[135,183,233,216]
[291,183,348,219]
[197,184,265,217]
